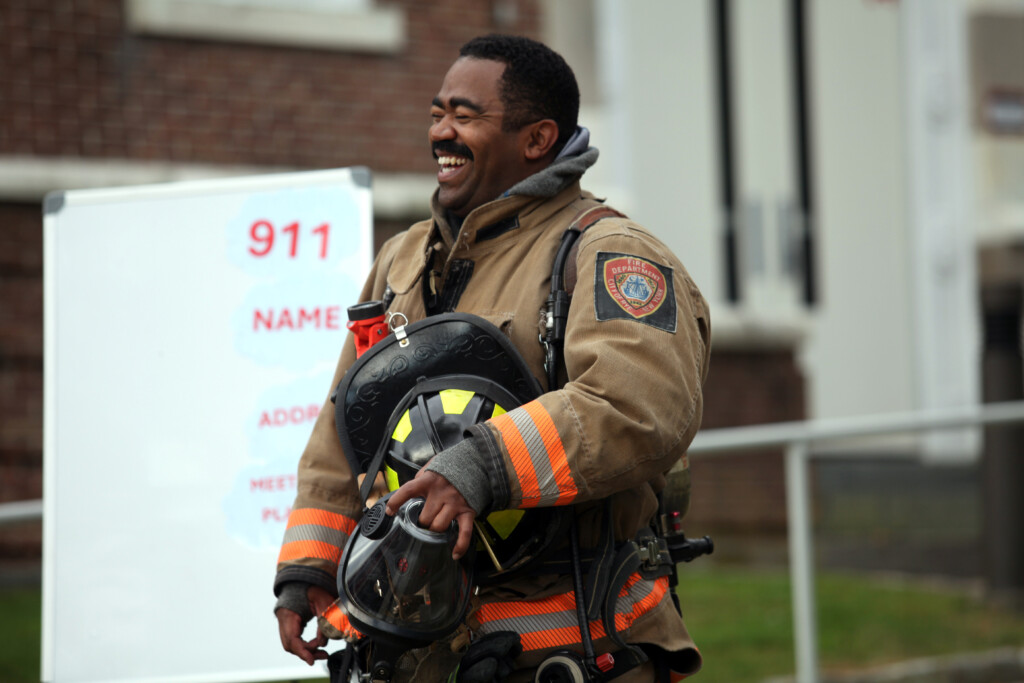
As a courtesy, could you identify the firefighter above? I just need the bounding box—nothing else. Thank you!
[274,33,711,683]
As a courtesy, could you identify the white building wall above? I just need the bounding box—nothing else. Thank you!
[546,0,985,443]
[732,0,802,315]
[591,0,721,304]
[586,0,920,418]
[901,0,982,459]
[800,0,919,421]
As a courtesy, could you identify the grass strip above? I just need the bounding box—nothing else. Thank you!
[4,569,1024,683]
[678,567,1024,682]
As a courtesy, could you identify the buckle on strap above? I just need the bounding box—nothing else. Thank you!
[636,539,660,566]
[635,536,672,573]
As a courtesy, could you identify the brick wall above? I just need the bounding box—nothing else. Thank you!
[0,202,43,501]
[686,349,807,536]
[0,0,541,169]
[0,203,44,563]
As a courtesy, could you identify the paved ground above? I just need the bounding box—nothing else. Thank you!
[763,646,1024,683]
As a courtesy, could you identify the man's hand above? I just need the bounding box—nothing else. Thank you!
[276,585,335,665]
[387,469,476,560]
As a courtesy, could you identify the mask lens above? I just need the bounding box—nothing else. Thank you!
[339,498,472,645]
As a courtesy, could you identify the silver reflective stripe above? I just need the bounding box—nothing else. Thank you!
[478,606,579,636]
[282,522,348,548]
[477,576,662,641]
[506,407,561,505]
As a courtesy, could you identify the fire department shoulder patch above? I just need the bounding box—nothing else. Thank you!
[594,251,677,332]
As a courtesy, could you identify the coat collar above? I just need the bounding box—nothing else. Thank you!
[385,180,587,296]
[432,180,586,248]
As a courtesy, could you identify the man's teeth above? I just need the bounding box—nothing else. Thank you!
[438,156,468,168]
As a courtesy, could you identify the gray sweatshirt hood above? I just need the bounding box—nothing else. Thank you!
[504,126,599,199]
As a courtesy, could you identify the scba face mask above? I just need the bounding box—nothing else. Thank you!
[337,495,473,649]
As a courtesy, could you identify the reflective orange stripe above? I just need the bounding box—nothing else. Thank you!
[277,508,358,567]
[475,577,655,624]
[277,539,342,565]
[475,575,670,652]
[520,622,608,651]
[285,508,358,535]
[476,589,578,621]
[522,401,576,505]
[322,603,364,641]
[490,411,542,507]
[490,401,577,507]
[614,575,667,632]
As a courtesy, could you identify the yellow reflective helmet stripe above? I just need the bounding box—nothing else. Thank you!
[485,509,524,540]
[384,465,401,492]
[392,411,413,442]
[439,388,475,414]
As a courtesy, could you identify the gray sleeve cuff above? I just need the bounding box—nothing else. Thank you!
[423,434,495,515]
[274,564,337,598]
[465,423,510,509]
[274,581,313,621]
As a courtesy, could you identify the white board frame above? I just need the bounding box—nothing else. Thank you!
[42,167,374,683]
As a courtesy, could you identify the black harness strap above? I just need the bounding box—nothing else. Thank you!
[583,501,616,621]
[602,541,650,667]
[544,205,626,389]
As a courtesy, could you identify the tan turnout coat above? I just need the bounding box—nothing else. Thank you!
[275,179,711,681]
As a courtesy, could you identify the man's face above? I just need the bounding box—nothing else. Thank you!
[429,57,532,217]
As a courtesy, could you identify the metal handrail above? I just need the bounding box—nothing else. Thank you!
[689,400,1024,454]
[689,399,1024,683]
[0,498,43,526]
[6,400,1024,682]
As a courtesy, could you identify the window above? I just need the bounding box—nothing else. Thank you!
[126,0,405,53]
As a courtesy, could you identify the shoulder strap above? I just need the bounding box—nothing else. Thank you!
[543,204,626,389]
[562,205,626,295]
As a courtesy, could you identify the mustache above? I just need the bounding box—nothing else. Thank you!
[433,141,473,160]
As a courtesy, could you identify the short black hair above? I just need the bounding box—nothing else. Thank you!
[459,34,580,153]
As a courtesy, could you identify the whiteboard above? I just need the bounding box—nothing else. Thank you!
[42,167,373,683]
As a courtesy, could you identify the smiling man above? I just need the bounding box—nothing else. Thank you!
[430,49,570,218]
[273,34,711,683]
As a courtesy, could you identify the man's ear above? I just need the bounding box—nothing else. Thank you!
[522,119,560,161]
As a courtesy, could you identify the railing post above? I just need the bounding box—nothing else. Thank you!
[786,440,819,683]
